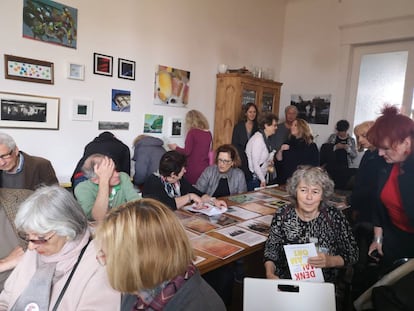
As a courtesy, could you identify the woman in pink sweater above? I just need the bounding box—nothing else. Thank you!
[168,110,212,185]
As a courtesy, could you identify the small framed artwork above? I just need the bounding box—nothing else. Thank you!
[169,117,183,137]
[4,54,54,84]
[72,99,93,121]
[118,58,135,80]
[67,63,85,80]
[144,114,164,134]
[93,53,113,76]
[0,92,59,130]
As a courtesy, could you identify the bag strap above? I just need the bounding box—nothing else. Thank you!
[52,238,91,311]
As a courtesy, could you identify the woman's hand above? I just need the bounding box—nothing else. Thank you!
[214,199,227,209]
[368,241,384,261]
[0,246,24,272]
[264,261,279,279]
[167,143,177,150]
[308,253,344,268]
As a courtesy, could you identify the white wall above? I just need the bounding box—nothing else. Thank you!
[0,0,286,182]
[279,0,414,146]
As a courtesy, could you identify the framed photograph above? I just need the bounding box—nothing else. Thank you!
[72,99,93,121]
[93,53,113,76]
[67,63,85,80]
[169,117,183,137]
[0,92,59,130]
[118,58,135,80]
[4,54,54,84]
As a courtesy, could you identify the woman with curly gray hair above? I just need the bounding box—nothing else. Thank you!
[264,166,358,308]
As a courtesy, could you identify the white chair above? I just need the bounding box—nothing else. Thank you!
[243,277,336,311]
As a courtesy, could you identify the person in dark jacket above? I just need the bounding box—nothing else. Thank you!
[71,132,130,188]
[274,118,319,184]
[132,135,166,187]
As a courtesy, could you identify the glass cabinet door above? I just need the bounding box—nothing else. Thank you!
[261,92,274,112]
[242,89,257,107]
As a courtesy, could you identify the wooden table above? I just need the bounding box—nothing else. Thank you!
[180,187,288,274]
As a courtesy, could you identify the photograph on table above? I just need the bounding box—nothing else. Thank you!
[0,92,59,130]
[154,65,190,107]
[23,0,78,49]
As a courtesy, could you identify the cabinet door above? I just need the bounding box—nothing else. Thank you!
[261,87,280,113]
[241,84,260,107]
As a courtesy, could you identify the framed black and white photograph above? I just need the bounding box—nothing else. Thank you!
[169,117,183,137]
[72,99,93,121]
[0,92,59,130]
[68,63,85,80]
[93,53,113,76]
[118,58,135,80]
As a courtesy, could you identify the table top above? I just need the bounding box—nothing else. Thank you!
[178,186,290,274]
[177,186,350,274]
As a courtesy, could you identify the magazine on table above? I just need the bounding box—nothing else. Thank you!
[215,225,267,246]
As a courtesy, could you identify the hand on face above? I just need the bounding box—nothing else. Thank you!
[94,157,116,183]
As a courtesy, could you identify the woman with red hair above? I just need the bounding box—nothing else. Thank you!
[367,106,414,270]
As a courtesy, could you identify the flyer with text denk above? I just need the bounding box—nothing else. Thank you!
[283,243,324,282]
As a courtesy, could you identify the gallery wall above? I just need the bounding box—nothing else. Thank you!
[0,0,286,182]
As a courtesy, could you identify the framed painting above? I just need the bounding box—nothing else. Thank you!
[0,92,59,130]
[72,99,93,121]
[22,0,78,49]
[118,58,135,80]
[93,53,113,76]
[4,54,54,84]
[169,117,183,137]
[153,65,190,107]
[144,114,163,134]
[67,63,85,80]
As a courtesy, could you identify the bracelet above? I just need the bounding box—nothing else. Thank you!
[373,236,383,244]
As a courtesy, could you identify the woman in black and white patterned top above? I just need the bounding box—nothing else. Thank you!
[264,166,358,283]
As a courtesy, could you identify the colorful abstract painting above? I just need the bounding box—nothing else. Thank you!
[154,65,190,107]
[112,89,130,112]
[23,0,78,49]
[144,114,163,134]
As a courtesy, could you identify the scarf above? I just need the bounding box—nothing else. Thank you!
[155,172,181,198]
[133,264,197,311]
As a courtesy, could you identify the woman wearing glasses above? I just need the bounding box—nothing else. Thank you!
[0,186,120,311]
[195,144,247,197]
[142,151,226,210]
[95,198,225,311]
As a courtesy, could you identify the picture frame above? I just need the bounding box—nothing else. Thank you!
[93,53,113,76]
[0,92,59,130]
[169,117,183,137]
[118,58,135,80]
[72,99,93,121]
[4,54,54,84]
[67,63,85,80]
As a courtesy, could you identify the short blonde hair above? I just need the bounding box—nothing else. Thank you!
[354,121,374,151]
[95,198,194,293]
[186,110,209,130]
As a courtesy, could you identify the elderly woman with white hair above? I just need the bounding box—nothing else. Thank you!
[0,186,120,311]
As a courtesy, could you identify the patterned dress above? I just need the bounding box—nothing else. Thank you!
[264,203,358,283]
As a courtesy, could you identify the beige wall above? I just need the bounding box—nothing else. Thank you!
[0,0,286,182]
[280,0,414,145]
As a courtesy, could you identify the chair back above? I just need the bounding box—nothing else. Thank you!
[243,277,336,311]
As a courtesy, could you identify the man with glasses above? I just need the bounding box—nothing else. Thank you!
[0,132,58,190]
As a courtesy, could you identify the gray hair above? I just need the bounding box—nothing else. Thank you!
[81,153,106,179]
[0,132,16,150]
[286,166,334,203]
[285,105,298,114]
[15,185,88,240]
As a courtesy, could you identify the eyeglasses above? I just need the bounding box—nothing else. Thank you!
[217,158,232,165]
[0,149,14,160]
[19,231,56,245]
[96,249,107,266]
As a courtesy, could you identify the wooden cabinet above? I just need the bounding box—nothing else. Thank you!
[213,73,282,149]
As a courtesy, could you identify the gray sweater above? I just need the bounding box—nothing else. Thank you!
[195,165,247,196]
